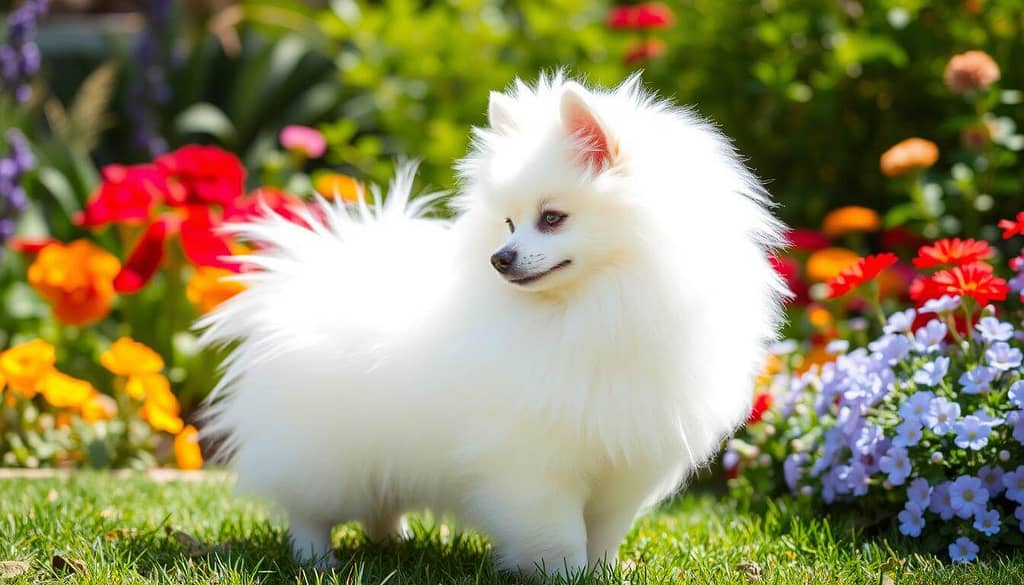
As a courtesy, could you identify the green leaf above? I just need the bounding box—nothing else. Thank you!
[174,103,239,144]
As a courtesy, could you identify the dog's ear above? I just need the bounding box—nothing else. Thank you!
[488,92,517,133]
[560,83,614,170]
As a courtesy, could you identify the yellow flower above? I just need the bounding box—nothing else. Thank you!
[81,393,118,422]
[821,206,881,239]
[144,405,184,434]
[313,172,364,203]
[140,376,183,434]
[174,425,204,470]
[756,354,782,386]
[805,248,859,283]
[27,239,121,326]
[879,138,939,178]
[0,339,57,398]
[39,371,95,409]
[100,337,164,377]
[187,266,246,314]
[125,373,170,401]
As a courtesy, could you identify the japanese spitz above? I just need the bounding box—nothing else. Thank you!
[199,73,787,576]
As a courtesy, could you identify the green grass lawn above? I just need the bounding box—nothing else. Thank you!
[1,472,1022,584]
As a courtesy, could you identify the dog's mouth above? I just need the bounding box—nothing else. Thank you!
[508,260,572,286]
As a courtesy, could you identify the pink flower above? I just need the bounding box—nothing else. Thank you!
[279,125,326,159]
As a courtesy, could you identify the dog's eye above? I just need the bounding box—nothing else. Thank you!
[540,211,567,229]
[504,218,515,233]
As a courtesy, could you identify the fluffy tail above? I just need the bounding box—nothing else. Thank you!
[196,163,449,445]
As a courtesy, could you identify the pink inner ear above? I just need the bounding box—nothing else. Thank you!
[565,110,611,169]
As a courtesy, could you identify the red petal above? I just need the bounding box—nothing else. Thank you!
[114,220,169,293]
[9,236,59,254]
[179,206,236,270]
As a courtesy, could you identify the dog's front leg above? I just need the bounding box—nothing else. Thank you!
[288,512,337,569]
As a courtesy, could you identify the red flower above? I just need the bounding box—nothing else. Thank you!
[912,261,1008,306]
[624,39,666,65]
[784,228,830,252]
[879,227,928,253]
[156,145,245,207]
[748,392,772,424]
[825,253,898,299]
[9,236,59,254]
[912,238,993,268]
[75,164,180,227]
[114,218,173,293]
[223,187,314,227]
[999,212,1024,239]
[606,2,674,29]
[770,255,809,305]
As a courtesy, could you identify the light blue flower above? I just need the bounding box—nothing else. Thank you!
[907,478,931,511]
[972,408,1003,428]
[769,339,798,355]
[898,502,925,537]
[953,416,993,450]
[913,319,947,354]
[920,294,961,314]
[978,465,1005,497]
[1016,505,1024,533]
[1010,381,1024,408]
[949,537,979,563]
[973,508,1001,536]
[949,476,989,519]
[930,482,956,521]
[1004,466,1024,503]
[959,366,996,394]
[975,316,1014,343]
[892,419,923,448]
[1010,272,1024,294]
[826,339,849,355]
[986,341,1022,371]
[884,308,916,334]
[922,397,960,434]
[1008,411,1024,445]
[912,357,949,387]
[783,453,806,492]
[879,446,911,486]
[868,334,911,364]
[898,391,935,423]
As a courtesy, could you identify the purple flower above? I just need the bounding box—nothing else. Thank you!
[879,446,911,486]
[783,453,806,492]
[884,309,916,334]
[912,357,948,387]
[826,339,849,354]
[922,397,960,434]
[1010,272,1024,294]
[1004,466,1024,503]
[973,508,1001,536]
[907,478,931,510]
[931,482,956,520]
[913,319,947,353]
[920,294,961,314]
[1008,411,1024,444]
[1016,505,1024,532]
[868,334,911,364]
[978,465,1005,496]
[1,0,48,104]
[1010,381,1024,408]
[892,419,923,447]
[959,366,996,394]
[898,502,925,537]
[898,391,935,423]
[0,129,35,257]
[953,416,993,450]
[986,342,1022,371]
[949,537,979,563]
[949,476,989,518]
[975,316,1014,343]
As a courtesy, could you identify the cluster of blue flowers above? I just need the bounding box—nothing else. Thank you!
[0,129,34,257]
[0,0,48,103]
[731,283,1024,563]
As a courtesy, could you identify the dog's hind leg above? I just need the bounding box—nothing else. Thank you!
[362,510,408,542]
[288,512,337,568]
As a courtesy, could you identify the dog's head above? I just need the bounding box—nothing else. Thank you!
[460,79,640,295]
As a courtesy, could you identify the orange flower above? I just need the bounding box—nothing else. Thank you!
[807,304,833,329]
[0,339,56,398]
[27,240,121,326]
[144,405,184,434]
[100,337,164,377]
[38,371,94,409]
[879,138,939,178]
[805,247,859,282]
[944,50,1000,93]
[140,376,183,434]
[81,393,118,422]
[174,425,204,470]
[796,344,834,375]
[125,373,170,401]
[187,266,245,314]
[821,206,881,238]
[756,354,782,385]
[913,238,993,268]
[313,172,363,203]
[825,253,899,299]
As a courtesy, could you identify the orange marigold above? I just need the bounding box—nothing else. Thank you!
[880,138,939,178]
[27,239,121,326]
[81,393,118,422]
[39,371,95,409]
[125,373,170,401]
[187,266,245,314]
[140,376,183,434]
[805,247,859,282]
[313,172,363,203]
[944,50,1001,93]
[821,206,881,238]
[100,337,164,377]
[174,425,204,470]
[0,339,56,398]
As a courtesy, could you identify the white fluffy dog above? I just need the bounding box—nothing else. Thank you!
[198,73,787,576]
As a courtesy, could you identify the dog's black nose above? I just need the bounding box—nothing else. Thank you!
[491,248,517,274]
